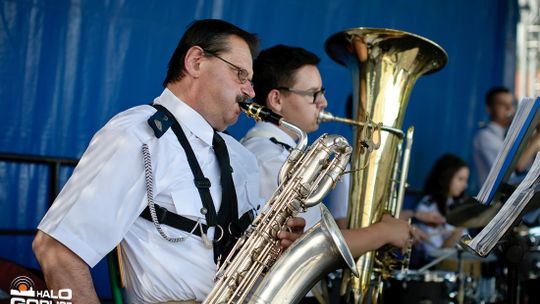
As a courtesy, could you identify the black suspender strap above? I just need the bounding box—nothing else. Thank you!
[140,203,255,238]
[151,104,218,227]
[140,204,207,237]
[140,104,255,263]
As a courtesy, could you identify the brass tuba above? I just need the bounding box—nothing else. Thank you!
[324,28,448,303]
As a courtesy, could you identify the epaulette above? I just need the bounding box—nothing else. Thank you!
[148,110,173,138]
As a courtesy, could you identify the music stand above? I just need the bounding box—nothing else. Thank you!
[460,188,540,304]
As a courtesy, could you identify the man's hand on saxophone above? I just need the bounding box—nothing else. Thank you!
[278,217,306,250]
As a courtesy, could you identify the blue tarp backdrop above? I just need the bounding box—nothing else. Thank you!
[0,0,518,297]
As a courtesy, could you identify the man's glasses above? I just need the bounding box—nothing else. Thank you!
[204,50,252,87]
[278,87,326,104]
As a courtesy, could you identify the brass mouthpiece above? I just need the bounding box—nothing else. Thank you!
[318,110,404,138]
[318,111,362,126]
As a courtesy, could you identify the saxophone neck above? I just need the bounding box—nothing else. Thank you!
[276,120,307,184]
[239,101,308,184]
[282,121,308,151]
[239,101,308,151]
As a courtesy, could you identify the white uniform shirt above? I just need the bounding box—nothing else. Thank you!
[241,121,348,229]
[473,121,506,185]
[38,88,261,303]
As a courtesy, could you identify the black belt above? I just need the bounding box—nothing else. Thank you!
[140,204,255,238]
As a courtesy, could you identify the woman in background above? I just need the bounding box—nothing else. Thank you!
[414,154,469,260]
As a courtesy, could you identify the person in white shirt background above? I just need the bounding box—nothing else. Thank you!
[471,87,540,303]
[32,20,304,304]
[473,86,540,226]
[473,86,540,187]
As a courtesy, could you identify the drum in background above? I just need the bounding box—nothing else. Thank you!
[382,270,474,304]
[520,226,540,303]
[520,225,540,280]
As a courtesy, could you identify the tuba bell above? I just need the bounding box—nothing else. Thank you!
[325,27,448,303]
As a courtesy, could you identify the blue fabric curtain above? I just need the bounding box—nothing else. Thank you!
[0,0,518,296]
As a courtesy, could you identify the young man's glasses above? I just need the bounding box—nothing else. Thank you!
[278,87,326,104]
[204,50,252,87]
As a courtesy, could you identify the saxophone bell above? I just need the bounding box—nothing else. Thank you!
[250,204,359,304]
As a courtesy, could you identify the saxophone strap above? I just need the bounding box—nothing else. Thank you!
[241,126,294,152]
[269,137,293,151]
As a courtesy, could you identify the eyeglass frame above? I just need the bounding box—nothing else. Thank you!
[277,87,326,104]
[203,50,253,87]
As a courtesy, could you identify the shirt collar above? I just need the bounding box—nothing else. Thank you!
[154,88,214,146]
[246,121,297,148]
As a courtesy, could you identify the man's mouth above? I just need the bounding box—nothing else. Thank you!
[236,94,250,104]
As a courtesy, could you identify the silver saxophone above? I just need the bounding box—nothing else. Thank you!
[203,102,358,304]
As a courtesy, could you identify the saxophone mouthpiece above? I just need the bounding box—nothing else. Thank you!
[239,101,283,126]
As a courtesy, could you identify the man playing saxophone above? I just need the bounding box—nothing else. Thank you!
[241,44,413,266]
[32,20,304,304]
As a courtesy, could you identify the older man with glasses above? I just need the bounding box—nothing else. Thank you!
[32,21,305,304]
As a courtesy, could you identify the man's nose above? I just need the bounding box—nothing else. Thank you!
[507,106,515,116]
[317,95,328,109]
[243,82,255,99]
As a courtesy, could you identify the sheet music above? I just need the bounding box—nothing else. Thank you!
[476,97,540,205]
[466,152,540,256]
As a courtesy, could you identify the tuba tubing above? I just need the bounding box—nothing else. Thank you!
[318,110,404,138]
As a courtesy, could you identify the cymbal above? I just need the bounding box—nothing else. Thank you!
[446,199,502,228]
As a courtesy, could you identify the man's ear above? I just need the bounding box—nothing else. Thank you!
[184,46,205,78]
[267,89,283,113]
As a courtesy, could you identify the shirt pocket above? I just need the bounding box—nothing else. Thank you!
[235,177,261,217]
[169,182,206,221]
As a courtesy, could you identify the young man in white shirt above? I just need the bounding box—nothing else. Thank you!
[473,86,540,187]
[242,45,413,260]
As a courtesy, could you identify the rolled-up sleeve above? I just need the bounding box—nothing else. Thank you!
[38,110,152,267]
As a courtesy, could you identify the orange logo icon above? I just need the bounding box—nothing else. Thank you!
[10,276,36,297]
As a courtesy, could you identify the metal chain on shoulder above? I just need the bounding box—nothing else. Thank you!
[142,143,202,242]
